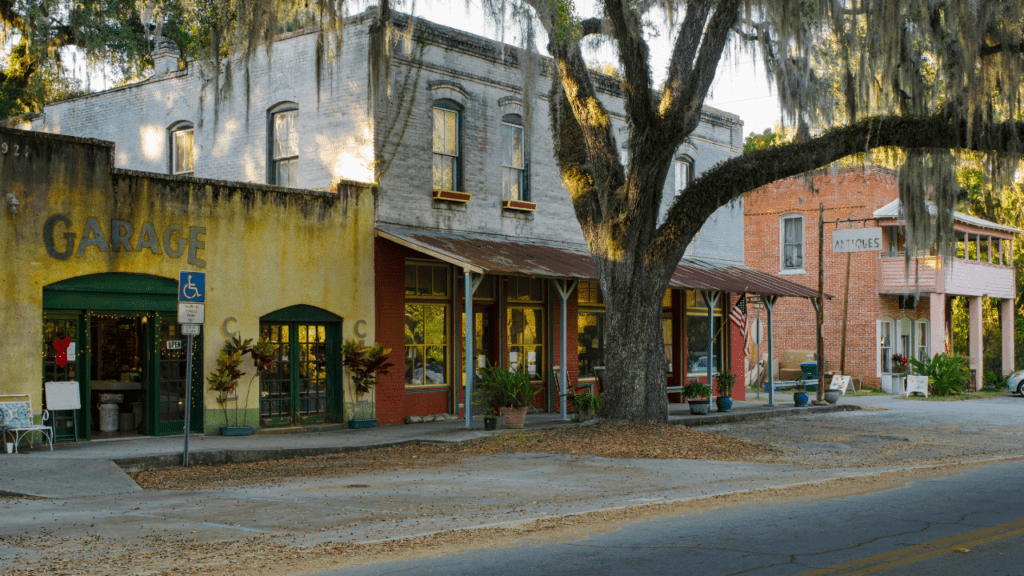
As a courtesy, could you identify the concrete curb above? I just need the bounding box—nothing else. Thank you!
[672,403,860,426]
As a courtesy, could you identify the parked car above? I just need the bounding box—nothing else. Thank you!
[1007,369,1024,395]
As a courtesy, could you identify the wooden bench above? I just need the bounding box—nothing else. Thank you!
[0,394,54,453]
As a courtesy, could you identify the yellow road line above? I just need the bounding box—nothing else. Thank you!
[798,516,1024,575]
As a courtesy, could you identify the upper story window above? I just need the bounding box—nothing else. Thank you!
[169,122,194,175]
[433,102,461,191]
[269,103,299,187]
[674,156,693,196]
[502,115,527,201]
[781,214,805,272]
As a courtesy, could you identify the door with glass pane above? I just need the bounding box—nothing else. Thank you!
[260,322,338,426]
[154,315,202,436]
[507,306,546,410]
[42,314,84,440]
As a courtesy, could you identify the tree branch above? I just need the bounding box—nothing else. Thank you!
[650,113,1022,263]
[603,0,657,132]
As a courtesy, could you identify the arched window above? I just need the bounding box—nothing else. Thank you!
[432,100,462,191]
[674,155,694,196]
[168,121,194,175]
[501,114,527,201]
[268,102,299,187]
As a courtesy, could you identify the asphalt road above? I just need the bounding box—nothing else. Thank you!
[317,457,1024,576]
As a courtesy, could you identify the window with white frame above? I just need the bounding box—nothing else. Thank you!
[878,318,894,373]
[915,320,930,361]
[674,156,693,196]
[502,115,526,200]
[781,215,805,271]
[432,102,461,191]
[899,318,913,358]
[170,122,194,175]
[270,104,299,187]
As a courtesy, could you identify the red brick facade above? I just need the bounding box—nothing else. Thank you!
[374,238,747,424]
[745,167,934,388]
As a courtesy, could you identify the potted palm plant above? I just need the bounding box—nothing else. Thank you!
[683,380,711,415]
[476,365,538,429]
[207,335,275,435]
[340,340,394,428]
[714,372,734,412]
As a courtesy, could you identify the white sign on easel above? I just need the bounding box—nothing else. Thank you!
[905,375,929,397]
[829,375,852,395]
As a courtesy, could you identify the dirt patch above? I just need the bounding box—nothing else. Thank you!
[132,422,779,490]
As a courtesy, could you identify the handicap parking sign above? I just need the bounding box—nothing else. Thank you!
[178,271,206,303]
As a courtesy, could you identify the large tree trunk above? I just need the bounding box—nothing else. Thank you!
[596,256,672,422]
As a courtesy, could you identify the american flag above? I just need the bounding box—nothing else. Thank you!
[730,294,748,350]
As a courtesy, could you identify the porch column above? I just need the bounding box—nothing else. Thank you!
[702,290,722,398]
[930,293,946,357]
[464,270,483,428]
[553,280,577,421]
[1002,297,1015,376]
[762,294,778,406]
[969,295,983,391]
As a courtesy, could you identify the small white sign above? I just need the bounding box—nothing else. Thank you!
[181,324,201,336]
[829,375,852,394]
[177,302,205,324]
[906,375,929,397]
[477,354,486,368]
[832,228,883,252]
[66,342,76,362]
[166,340,183,350]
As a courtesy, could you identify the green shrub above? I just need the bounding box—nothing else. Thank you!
[714,372,735,397]
[909,353,969,396]
[477,365,538,408]
[983,370,1005,390]
[683,380,711,400]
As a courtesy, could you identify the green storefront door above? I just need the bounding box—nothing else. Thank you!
[259,306,342,426]
[42,274,203,439]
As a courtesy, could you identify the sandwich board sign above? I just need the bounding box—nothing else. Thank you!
[905,375,929,397]
[829,375,852,395]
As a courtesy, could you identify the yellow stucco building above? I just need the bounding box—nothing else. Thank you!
[0,128,376,440]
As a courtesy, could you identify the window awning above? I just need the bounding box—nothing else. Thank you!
[376,225,827,299]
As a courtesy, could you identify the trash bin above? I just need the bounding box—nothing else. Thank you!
[800,362,818,380]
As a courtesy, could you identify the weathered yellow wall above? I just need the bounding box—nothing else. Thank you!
[0,127,376,429]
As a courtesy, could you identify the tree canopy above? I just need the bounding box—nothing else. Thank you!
[5,0,1024,421]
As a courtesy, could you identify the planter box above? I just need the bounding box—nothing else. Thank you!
[348,418,377,429]
[220,426,255,436]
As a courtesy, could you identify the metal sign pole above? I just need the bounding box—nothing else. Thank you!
[182,332,194,466]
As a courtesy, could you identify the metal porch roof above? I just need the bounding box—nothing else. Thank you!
[376,225,825,299]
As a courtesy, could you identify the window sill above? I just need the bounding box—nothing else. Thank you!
[433,190,472,203]
[779,268,806,276]
[502,199,537,212]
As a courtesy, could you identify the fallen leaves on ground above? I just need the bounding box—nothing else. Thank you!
[131,422,778,490]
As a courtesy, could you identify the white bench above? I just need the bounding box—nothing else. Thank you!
[0,394,53,453]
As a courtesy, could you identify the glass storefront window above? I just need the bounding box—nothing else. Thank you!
[405,261,450,298]
[577,310,605,379]
[508,307,543,379]
[686,291,724,375]
[662,312,673,375]
[405,303,448,386]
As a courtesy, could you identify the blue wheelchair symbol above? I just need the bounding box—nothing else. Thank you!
[179,272,206,302]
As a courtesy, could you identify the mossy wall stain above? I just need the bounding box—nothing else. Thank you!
[0,128,376,431]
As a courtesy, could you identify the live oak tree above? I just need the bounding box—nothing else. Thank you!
[6,0,1024,421]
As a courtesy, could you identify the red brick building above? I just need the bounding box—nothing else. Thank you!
[745,167,1019,390]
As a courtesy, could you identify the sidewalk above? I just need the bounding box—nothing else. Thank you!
[0,399,857,498]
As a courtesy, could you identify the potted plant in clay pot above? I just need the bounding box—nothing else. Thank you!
[683,380,711,415]
[562,387,602,422]
[714,372,734,412]
[477,365,538,429]
[340,340,394,429]
[207,335,275,436]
